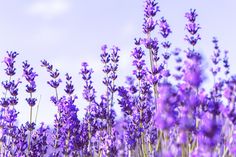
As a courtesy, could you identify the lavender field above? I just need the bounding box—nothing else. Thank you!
[1,0,236,157]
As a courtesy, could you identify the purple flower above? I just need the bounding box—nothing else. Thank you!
[155,82,178,130]
[144,0,160,17]
[47,79,62,89]
[64,73,75,95]
[23,61,38,82]
[41,60,62,90]
[185,9,201,48]
[96,129,118,157]
[143,18,157,34]
[131,47,147,80]
[185,9,198,22]
[223,50,230,75]
[184,34,201,47]
[198,113,222,150]
[159,17,172,38]
[3,51,19,76]
[142,0,159,34]
[22,61,38,107]
[56,96,81,156]
[182,52,204,88]
[80,62,96,102]
[25,98,37,107]
[29,123,49,156]
[185,23,200,35]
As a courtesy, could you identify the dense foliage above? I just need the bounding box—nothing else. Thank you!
[0,0,235,157]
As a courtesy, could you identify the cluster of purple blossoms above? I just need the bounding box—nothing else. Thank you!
[0,52,21,156]
[184,9,201,48]
[1,0,236,157]
[23,61,38,107]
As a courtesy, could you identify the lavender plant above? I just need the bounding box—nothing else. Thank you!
[0,0,236,157]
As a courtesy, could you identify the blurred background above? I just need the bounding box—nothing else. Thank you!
[0,0,236,124]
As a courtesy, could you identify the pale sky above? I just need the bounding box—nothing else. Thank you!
[0,0,236,124]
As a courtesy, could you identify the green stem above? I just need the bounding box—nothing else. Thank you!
[28,93,33,156]
[157,130,162,153]
[34,95,41,124]
[148,141,153,155]
[54,87,60,149]
[64,131,70,157]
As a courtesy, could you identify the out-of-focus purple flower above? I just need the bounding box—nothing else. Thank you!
[198,113,222,150]
[182,52,204,88]
[224,77,235,103]
[155,82,178,130]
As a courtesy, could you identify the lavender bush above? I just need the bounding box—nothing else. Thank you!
[0,0,235,156]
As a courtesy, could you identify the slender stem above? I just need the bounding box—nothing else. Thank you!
[28,93,33,156]
[156,130,162,153]
[30,106,33,124]
[181,144,186,157]
[147,33,158,114]
[104,65,111,135]
[4,76,12,99]
[64,131,70,157]
[54,87,60,149]
[109,79,115,134]
[34,95,41,124]
[88,118,91,155]
[0,143,2,157]
[148,141,153,155]
[138,79,147,157]
[128,150,132,157]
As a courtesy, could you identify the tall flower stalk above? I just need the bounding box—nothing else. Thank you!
[0,51,21,157]
[80,62,96,156]
[22,60,38,156]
